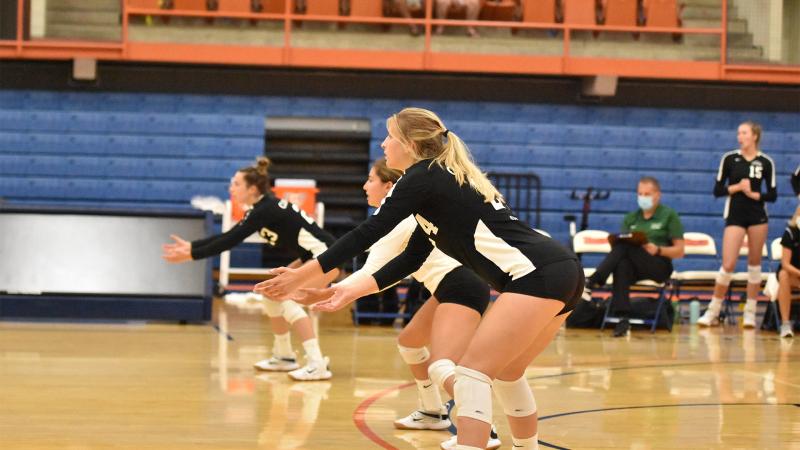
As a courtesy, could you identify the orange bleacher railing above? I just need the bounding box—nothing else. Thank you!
[0,0,798,85]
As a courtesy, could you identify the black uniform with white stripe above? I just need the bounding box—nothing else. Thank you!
[191,195,335,261]
[713,150,777,227]
[317,159,583,314]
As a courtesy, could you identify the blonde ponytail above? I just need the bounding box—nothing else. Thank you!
[389,107,502,203]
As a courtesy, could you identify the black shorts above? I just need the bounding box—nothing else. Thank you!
[725,207,768,228]
[433,266,491,315]
[503,258,585,316]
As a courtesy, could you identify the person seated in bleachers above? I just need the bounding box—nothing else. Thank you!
[582,176,685,337]
[435,0,481,37]
[792,164,799,199]
[392,0,425,36]
[776,205,800,338]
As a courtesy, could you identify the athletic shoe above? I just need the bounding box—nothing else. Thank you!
[581,287,592,302]
[613,317,630,338]
[445,399,458,435]
[439,427,501,450]
[697,309,720,327]
[393,409,451,430]
[253,356,299,372]
[288,356,332,381]
[742,305,757,329]
[780,323,794,338]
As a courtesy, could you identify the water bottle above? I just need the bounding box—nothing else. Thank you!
[689,300,700,324]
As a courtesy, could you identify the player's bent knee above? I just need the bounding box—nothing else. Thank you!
[454,366,492,424]
[282,300,307,324]
[493,377,537,417]
[428,358,455,389]
[397,345,430,366]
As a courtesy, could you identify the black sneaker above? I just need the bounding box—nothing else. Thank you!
[613,317,630,337]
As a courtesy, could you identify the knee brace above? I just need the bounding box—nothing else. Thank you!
[397,345,430,366]
[263,298,285,318]
[493,377,537,417]
[428,358,456,390]
[747,265,762,284]
[453,366,493,424]
[715,268,732,287]
[282,300,307,325]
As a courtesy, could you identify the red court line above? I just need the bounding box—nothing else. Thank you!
[353,381,415,450]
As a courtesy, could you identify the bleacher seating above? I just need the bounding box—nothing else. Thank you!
[0,89,797,269]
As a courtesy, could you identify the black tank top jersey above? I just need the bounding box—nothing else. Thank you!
[317,159,577,292]
[191,195,335,262]
[792,164,800,197]
[713,150,777,219]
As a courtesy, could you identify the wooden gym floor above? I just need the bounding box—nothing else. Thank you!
[1,297,798,449]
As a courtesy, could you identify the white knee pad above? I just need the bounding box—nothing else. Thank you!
[282,300,307,325]
[747,265,762,284]
[397,345,430,365]
[263,298,284,318]
[428,358,456,390]
[715,268,732,287]
[493,376,537,417]
[453,366,493,424]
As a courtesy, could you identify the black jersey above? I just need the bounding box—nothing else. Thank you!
[191,195,335,262]
[713,150,777,219]
[778,224,800,273]
[792,164,800,197]
[317,159,576,292]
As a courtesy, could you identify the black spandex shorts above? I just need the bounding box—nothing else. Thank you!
[503,258,585,315]
[433,266,491,315]
[725,207,768,228]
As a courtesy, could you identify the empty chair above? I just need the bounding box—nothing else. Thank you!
[169,0,209,10]
[525,1,559,27]
[303,0,340,15]
[481,0,516,21]
[643,0,680,28]
[563,0,597,25]
[602,0,637,26]
[217,0,259,12]
[348,0,385,17]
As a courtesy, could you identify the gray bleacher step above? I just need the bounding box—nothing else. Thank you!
[47,10,120,26]
[683,18,748,34]
[47,0,119,10]
[681,5,725,20]
[684,31,753,48]
[44,23,121,41]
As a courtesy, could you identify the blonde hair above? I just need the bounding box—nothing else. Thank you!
[387,107,502,203]
[238,156,271,194]
[791,205,800,227]
[372,157,403,184]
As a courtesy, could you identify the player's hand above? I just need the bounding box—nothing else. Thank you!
[294,287,335,306]
[643,243,658,256]
[310,284,360,312]
[255,261,324,299]
[162,234,192,263]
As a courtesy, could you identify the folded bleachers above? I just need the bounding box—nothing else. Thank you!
[0,89,797,265]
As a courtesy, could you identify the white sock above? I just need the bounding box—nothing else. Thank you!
[745,298,757,312]
[512,434,539,449]
[302,338,323,363]
[273,332,293,358]
[708,297,723,314]
[415,378,443,413]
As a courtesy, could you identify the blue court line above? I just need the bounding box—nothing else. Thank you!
[211,323,234,341]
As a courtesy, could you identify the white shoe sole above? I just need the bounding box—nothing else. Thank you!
[253,362,299,372]
[393,420,452,431]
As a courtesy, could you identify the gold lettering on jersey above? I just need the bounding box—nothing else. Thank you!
[415,214,439,236]
[259,227,279,245]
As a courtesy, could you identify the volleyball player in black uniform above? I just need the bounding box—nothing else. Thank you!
[698,122,777,329]
[257,108,583,450]
[162,157,338,381]
[792,164,800,198]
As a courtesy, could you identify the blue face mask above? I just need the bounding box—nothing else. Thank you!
[638,195,654,211]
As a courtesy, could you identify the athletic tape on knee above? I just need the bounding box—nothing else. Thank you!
[397,345,430,365]
[453,366,493,424]
[747,265,762,284]
[282,300,307,325]
[263,298,284,318]
[715,268,732,287]
[428,358,456,391]
[493,377,537,417]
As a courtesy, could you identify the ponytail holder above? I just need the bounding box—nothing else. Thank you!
[442,129,450,138]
